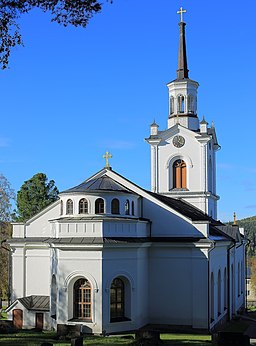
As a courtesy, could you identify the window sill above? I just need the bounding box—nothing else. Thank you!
[110,317,131,323]
[68,318,93,323]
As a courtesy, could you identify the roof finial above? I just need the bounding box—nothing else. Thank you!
[233,212,237,225]
[176,7,189,79]
[103,151,112,168]
[177,6,187,23]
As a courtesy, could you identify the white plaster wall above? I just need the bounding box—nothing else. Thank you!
[56,247,102,334]
[60,193,139,218]
[25,248,51,296]
[149,245,208,329]
[209,243,229,329]
[102,245,149,333]
[25,202,61,238]
[11,247,24,301]
[143,198,203,237]
[7,302,51,330]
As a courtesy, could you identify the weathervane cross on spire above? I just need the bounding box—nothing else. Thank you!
[103,151,112,168]
[177,6,187,22]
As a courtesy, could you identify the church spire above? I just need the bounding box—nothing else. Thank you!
[176,7,189,79]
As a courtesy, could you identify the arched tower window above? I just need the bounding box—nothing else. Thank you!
[66,199,73,214]
[73,278,91,320]
[188,94,194,113]
[79,198,88,214]
[125,200,130,215]
[173,160,187,189]
[110,278,125,322]
[170,96,174,115]
[95,198,104,214]
[178,95,185,113]
[111,199,120,214]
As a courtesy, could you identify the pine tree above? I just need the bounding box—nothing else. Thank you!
[16,173,59,222]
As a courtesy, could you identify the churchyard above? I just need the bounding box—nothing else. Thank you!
[0,330,212,345]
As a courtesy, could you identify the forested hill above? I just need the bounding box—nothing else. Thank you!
[237,216,256,256]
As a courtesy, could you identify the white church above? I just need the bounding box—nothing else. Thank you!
[7,8,246,334]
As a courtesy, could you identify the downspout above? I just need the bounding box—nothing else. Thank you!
[1,240,12,306]
[207,240,216,331]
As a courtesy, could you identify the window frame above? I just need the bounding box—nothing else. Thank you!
[95,198,104,214]
[73,278,92,321]
[66,199,73,214]
[79,198,88,214]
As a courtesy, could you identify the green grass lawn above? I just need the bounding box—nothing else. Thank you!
[0,330,212,346]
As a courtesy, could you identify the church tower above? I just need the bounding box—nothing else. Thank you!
[146,8,220,218]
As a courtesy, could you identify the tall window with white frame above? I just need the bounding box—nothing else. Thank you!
[95,198,104,214]
[218,270,221,316]
[210,272,214,321]
[73,278,92,321]
[66,199,73,214]
[79,198,88,214]
[173,160,187,189]
[110,278,125,322]
[111,198,120,214]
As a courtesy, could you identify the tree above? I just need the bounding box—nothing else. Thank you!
[16,172,59,222]
[0,174,15,301]
[0,0,111,69]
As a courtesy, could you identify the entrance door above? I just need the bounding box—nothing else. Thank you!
[13,309,23,329]
[35,313,44,330]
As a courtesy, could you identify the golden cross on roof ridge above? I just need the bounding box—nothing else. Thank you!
[103,151,112,168]
[177,6,187,22]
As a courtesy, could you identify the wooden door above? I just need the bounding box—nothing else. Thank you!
[35,313,44,330]
[13,309,23,329]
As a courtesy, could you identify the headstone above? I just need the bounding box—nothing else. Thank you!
[71,336,83,346]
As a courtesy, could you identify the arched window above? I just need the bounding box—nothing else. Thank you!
[131,201,135,216]
[79,198,88,214]
[73,278,91,320]
[95,198,104,214]
[60,200,63,215]
[66,199,73,214]
[170,96,174,115]
[224,267,227,310]
[173,160,187,189]
[188,95,194,113]
[211,272,214,321]
[178,95,185,113]
[110,278,125,322]
[50,275,57,319]
[218,270,221,315]
[238,262,240,297]
[111,199,120,214]
[125,200,130,215]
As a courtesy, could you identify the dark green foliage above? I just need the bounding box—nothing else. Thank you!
[15,172,59,222]
[0,222,12,300]
[237,216,256,256]
[0,0,111,69]
[0,174,15,300]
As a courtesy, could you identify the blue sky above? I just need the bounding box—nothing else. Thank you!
[0,0,255,221]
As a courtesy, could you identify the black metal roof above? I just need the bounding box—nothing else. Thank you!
[18,295,49,311]
[148,191,221,223]
[61,175,134,194]
[8,236,204,245]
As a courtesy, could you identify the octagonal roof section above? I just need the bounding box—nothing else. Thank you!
[60,174,135,195]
